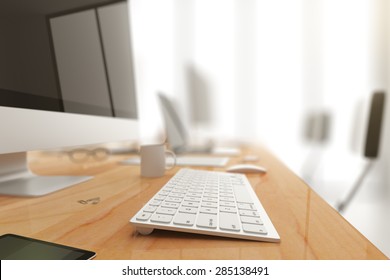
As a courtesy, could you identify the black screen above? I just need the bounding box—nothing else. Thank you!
[0,0,137,119]
[0,234,95,260]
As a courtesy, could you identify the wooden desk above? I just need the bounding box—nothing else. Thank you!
[0,146,387,259]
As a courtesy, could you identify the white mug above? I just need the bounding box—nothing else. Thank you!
[140,143,176,177]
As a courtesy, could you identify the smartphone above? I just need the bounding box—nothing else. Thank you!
[0,234,96,260]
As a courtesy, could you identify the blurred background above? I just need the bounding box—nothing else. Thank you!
[130,0,390,256]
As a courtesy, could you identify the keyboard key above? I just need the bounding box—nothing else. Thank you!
[156,207,177,215]
[159,190,171,195]
[165,197,183,203]
[242,223,267,235]
[149,199,162,206]
[200,207,218,215]
[202,197,218,203]
[219,201,236,207]
[150,213,173,224]
[154,194,167,200]
[173,213,196,226]
[204,189,218,194]
[182,201,200,208]
[239,210,260,217]
[219,212,240,232]
[240,216,263,225]
[196,213,217,229]
[170,193,185,198]
[161,202,180,209]
[179,207,197,214]
[220,197,235,202]
[203,192,218,198]
[136,211,152,221]
[220,192,234,197]
[184,197,201,203]
[233,186,253,203]
[201,202,218,208]
[220,206,237,214]
[143,205,157,213]
[237,203,256,210]
[187,192,202,198]
[188,188,203,194]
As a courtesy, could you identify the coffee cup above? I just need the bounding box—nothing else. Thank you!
[140,143,176,177]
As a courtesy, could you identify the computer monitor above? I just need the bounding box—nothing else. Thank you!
[157,93,191,153]
[0,0,138,196]
[157,93,240,156]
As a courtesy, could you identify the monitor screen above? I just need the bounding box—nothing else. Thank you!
[0,0,137,119]
[0,0,139,196]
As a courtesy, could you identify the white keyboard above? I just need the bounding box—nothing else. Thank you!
[130,168,280,242]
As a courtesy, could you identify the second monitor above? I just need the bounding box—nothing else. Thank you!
[157,93,240,156]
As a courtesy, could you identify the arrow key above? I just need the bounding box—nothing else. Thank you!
[219,212,240,232]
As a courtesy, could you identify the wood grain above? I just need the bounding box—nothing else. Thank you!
[0,146,387,259]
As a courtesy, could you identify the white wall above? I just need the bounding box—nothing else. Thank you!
[130,0,175,144]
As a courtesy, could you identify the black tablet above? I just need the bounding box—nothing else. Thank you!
[0,234,96,260]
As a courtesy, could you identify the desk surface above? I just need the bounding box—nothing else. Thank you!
[0,146,387,259]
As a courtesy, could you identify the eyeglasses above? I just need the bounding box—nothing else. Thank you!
[67,148,110,163]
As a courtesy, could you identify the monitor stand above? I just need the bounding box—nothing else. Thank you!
[0,152,92,197]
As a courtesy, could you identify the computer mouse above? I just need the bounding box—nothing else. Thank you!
[226,164,267,174]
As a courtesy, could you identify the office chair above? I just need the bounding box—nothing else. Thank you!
[337,91,386,213]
